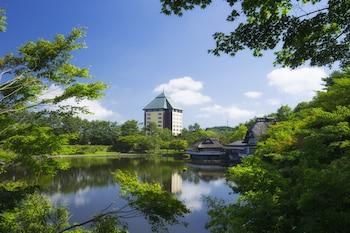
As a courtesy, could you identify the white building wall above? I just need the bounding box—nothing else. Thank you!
[172,110,183,136]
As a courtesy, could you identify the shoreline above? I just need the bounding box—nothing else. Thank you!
[50,152,188,159]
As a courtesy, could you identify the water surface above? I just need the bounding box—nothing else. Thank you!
[5,156,237,232]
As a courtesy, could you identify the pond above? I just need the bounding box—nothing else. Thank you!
[4,156,238,233]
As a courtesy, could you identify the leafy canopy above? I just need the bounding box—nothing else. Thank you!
[160,0,350,68]
[0,27,106,116]
[206,70,350,233]
[0,8,5,32]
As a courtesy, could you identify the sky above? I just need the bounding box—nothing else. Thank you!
[0,0,330,128]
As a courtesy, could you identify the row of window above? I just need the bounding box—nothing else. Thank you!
[146,117,162,120]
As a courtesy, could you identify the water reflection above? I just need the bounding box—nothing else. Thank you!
[2,157,237,233]
[171,172,182,194]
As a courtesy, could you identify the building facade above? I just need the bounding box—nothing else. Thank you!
[143,92,183,135]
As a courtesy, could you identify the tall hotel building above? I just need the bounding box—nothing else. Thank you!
[143,92,183,135]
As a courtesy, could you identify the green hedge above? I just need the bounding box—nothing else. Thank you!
[56,145,111,155]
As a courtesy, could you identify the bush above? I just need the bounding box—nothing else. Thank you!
[56,145,110,155]
[169,140,188,151]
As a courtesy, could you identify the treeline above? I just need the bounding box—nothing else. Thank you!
[11,112,256,154]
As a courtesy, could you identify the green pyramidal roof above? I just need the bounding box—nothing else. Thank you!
[143,92,181,110]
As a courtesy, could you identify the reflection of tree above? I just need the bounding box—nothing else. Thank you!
[1,157,227,196]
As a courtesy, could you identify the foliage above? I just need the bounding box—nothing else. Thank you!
[188,123,201,132]
[0,27,106,116]
[144,121,161,136]
[206,70,350,233]
[113,135,141,153]
[275,105,293,121]
[114,170,190,232]
[56,145,111,155]
[0,193,71,233]
[0,27,108,171]
[160,0,350,68]
[180,127,217,146]
[313,68,350,111]
[5,126,69,156]
[120,120,140,136]
[113,135,159,153]
[227,124,248,143]
[90,216,127,233]
[169,139,188,151]
[0,181,37,213]
[0,8,5,32]
[0,192,128,233]
[0,148,16,163]
[70,119,120,145]
[18,113,121,145]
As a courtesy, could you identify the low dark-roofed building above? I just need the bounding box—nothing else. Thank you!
[243,117,276,146]
[225,117,276,158]
[188,138,226,160]
[192,138,224,151]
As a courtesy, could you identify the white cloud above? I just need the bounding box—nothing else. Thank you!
[154,76,211,106]
[244,91,262,99]
[267,67,326,97]
[200,104,255,120]
[40,84,120,121]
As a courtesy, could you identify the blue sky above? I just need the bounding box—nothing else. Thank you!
[1,0,329,127]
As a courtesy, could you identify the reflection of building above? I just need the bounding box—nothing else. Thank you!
[171,172,182,194]
[143,92,183,135]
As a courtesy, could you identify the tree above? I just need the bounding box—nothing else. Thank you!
[276,105,293,121]
[0,27,107,222]
[144,121,160,136]
[169,139,188,151]
[188,123,201,132]
[0,28,106,117]
[79,120,120,145]
[135,135,159,152]
[160,0,350,68]
[180,128,217,146]
[113,135,140,152]
[229,124,248,142]
[206,70,350,233]
[120,120,139,136]
[158,128,173,142]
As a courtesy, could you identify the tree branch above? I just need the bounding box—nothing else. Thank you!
[296,7,328,19]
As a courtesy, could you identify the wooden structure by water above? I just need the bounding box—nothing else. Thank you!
[187,117,276,163]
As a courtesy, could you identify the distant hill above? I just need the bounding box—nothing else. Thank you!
[205,126,234,134]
